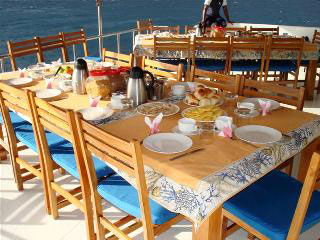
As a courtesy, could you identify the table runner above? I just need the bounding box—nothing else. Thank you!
[134,34,320,60]
[1,71,320,227]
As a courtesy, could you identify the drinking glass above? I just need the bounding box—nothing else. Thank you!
[199,122,215,145]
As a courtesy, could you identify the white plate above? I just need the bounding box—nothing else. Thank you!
[35,89,62,100]
[143,133,193,154]
[172,126,200,136]
[102,62,114,68]
[6,77,33,86]
[234,109,260,118]
[78,107,113,121]
[137,102,180,117]
[234,125,282,145]
[242,98,280,111]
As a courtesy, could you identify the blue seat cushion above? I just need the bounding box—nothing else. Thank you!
[0,111,26,127]
[223,170,320,240]
[267,60,297,72]
[97,174,177,225]
[7,111,113,180]
[195,59,226,71]
[231,60,261,72]
[84,56,102,62]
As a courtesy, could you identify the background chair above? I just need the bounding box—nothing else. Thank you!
[72,111,184,240]
[150,25,180,35]
[184,25,195,34]
[27,91,114,240]
[102,48,134,67]
[311,30,320,93]
[141,57,184,82]
[228,36,267,80]
[190,65,241,94]
[249,26,279,36]
[137,19,152,34]
[192,36,230,73]
[224,26,247,34]
[264,37,304,87]
[0,83,51,212]
[35,33,67,63]
[221,150,320,240]
[7,38,41,71]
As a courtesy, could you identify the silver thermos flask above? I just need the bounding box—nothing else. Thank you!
[72,58,89,94]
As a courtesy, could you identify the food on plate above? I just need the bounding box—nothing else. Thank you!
[185,85,221,106]
[60,66,74,76]
[183,105,224,122]
[137,102,179,116]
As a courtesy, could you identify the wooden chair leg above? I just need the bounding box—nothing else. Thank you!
[220,216,228,240]
[14,157,24,191]
[248,233,256,240]
[45,159,59,219]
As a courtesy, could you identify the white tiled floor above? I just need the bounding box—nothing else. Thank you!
[1,94,320,240]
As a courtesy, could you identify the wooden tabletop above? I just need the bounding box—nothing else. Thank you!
[1,71,318,189]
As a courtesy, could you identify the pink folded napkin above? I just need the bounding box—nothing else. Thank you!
[18,68,27,78]
[258,99,271,116]
[88,95,101,107]
[145,113,163,135]
[45,78,53,89]
[216,116,233,139]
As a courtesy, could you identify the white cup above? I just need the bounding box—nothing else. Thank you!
[237,102,255,113]
[111,94,125,109]
[172,85,186,96]
[215,116,233,131]
[178,118,197,133]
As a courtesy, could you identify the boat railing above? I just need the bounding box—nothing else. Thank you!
[0,28,138,73]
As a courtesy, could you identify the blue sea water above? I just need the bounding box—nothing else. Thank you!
[0,0,319,69]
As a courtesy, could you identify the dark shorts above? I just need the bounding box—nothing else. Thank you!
[204,15,227,28]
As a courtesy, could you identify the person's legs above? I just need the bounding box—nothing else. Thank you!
[204,16,215,28]
[215,16,227,27]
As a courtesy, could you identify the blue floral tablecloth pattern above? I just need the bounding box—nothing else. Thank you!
[99,108,320,227]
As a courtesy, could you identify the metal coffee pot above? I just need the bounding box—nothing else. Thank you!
[72,58,89,94]
[126,66,155,106]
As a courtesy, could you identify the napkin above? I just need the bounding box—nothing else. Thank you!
[51,58,62,66]
[18,68,27,78]
[216,116,233,139]
[145,113,163,135]
[88,95,101,107]
[45,77,53,89]
[258,99,271,116]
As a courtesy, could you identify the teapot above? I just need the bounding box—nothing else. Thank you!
[126,66,155,106]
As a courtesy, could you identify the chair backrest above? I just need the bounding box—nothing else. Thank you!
[239,78,305,110]
[249,26,279,36]
[190,65,241,94]
[35,33,67,63]
[73,112,155,238]
[7,38,41,71]
[185,25,194,34]
[287,150,320,239]
[137,19,153,34]
[150,26,180,35]
[312,29,320,45]
[102,48,134,67]
[0,83,32,157]
[192,36,230,72]
[153,36,191,60]
[141,57,184,82]
[60,28,88,62]
[229,36,267,78]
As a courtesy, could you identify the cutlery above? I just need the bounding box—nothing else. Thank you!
[54,66,62,77]
[169,148,205,161]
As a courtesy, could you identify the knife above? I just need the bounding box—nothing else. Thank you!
[169,148,205,161]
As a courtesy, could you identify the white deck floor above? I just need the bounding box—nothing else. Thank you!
[1,91,320,240]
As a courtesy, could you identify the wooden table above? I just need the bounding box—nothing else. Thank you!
[1,71,320,239]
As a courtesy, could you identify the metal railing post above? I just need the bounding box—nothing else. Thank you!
[117,33,120,53]
[0,58,5,73]
[73,45,76,61]
[97,1,103,58]
[132,31,135,52]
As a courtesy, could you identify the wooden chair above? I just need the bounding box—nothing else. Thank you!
[0,83,51,212]
[192,36,230,74]
[224,26,247,33]
[141,57,184,82]
[150,26,180,35]
[312,30,320,93]
[249,26,279,36]
[190,65,241,94]
[60,28,88,62]
[71,111,184,240]
[27,91,115,239]
[35,33,68,63]
[264,37,304,87]
[239,78,305,110]
[7,38,41,71]
[228,36,268,80]
[137,19,152,34]
[220,150,320,240]
[102,48,134,67]
[185,25,195,34]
